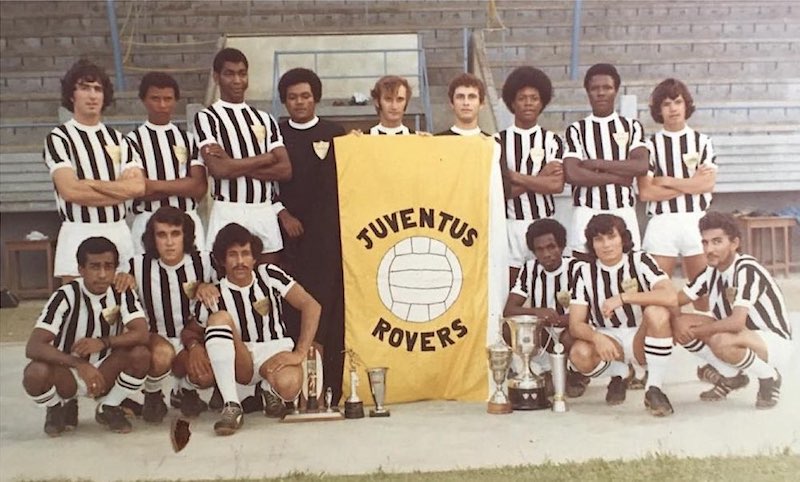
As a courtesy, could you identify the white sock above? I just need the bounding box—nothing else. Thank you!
[101,372,145,407]
[28,385,60,408]
[171,374,183,394]
[683,339,738,377]
[735,348,778,380]
[608,361,629,378]
[644,336,673,389]
[144,371,170,393]
[204,325,239,405]
[182,377,199,391]
[570,359,610,378]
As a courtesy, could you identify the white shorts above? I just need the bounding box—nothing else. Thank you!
[643,211,705,257]
[206,201,283,253]
[506,219,535,269]
[131,210,206,255]
[55,220,135,277]
[757,330,793,374]
[568,205,641,255]
[244,337,295,385]
[596,326,640,364]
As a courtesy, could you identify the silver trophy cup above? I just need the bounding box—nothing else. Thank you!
[487,340,513,414]
[505,315,551,410]
[367,367,390,417]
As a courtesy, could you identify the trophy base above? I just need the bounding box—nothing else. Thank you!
[509,387,551,410]
[280,410,344,423]
[344,401,365,419]
[552,398,567,413]
[487,401,513,414]
[369,408,391,417]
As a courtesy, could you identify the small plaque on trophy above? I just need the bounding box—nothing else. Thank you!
[281,346,343,423]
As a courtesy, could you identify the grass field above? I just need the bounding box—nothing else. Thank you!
[191,453,800,482]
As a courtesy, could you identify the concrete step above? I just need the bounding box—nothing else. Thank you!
[2,68,209,95]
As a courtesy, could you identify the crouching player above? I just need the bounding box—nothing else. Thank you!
[23,237,150,435]
[183,223,321,435]
[128,206,219,422]
[568,214,678,416]
[674,212,791,408]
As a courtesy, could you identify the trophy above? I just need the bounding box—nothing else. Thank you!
[281,346,343,422]
[550,342,568,413]
[343,348,365,419]
[486,339,513,414]
[505,315,551,410]
[367,367,390,417]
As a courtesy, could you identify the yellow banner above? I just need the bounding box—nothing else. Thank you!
[336,135,495,404]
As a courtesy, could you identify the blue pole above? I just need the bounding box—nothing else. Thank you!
[569,0,583,81]
[106,0,126,89]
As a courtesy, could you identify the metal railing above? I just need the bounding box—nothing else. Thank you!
[271,46,433,132]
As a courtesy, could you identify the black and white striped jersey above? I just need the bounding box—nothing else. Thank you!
[128,251,215,339]
[44,119,142,223]
[193,100,284,203]
[646,126,716,215]
[196,264,296,342]
[497,124,564,220]
[572,251,667,328]
[511,257,585,315]
[127,122,202,214]
[563,112,647,210]
[369,124,414,135]
[683,254,791,340]
[34,279,145,364]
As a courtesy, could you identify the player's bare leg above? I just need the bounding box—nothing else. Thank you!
[569,336,627,405]
[95,345,150,433]
[140,334,175,423]
[707,330,781,409]
[23,361,79,436]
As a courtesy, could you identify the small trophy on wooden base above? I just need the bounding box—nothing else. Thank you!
[343,348,365,419]
[281,346,343,422]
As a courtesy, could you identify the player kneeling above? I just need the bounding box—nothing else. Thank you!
[126,206,219,422]
[23,238,150,435]
[568,215,678,416]
[673,212,791,408]
[182,223,320,435]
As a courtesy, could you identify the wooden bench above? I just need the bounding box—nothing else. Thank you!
[737,216,798,277]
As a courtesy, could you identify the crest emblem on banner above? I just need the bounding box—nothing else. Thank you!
[251,125,266,141]
[612,132,629,147]
[173,145,188,165]
[253,297,271,317]
[313,140,330,160]
[105,145,121,165]
[101,305,121,325]
[529,147,545,172]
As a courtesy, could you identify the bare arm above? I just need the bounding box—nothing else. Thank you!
[71,317,150,357]
[601,278,678,317]
[26,328,87,368]
[653,165,716,195]
[203,144,292,182]
[637,174,682,202]
[584,146,649,177]
[86,167,146,201]
[138,164,208,201]
[563,157,633,187]
[692,306,747,338]
[503,293,566,327]
[508,162,565,196]
[51,168,131,207]
[568,304,595,343]
[285,283,321,357]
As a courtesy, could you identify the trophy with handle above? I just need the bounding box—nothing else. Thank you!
[486,338,513,414]
[367,367,390,417]
[505,315,551,410]
[343,348,365,419]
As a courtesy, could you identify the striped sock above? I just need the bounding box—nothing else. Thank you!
[144,371,170,393]
[644,336,673,389]
[28,386,61,408]
[608,361,629,378]
[683,339,738,377]
[101,372,146,407]
[735,348,777,380]
[205,325,238,404]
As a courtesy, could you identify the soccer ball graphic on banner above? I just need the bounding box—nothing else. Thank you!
[377,236,463,323]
